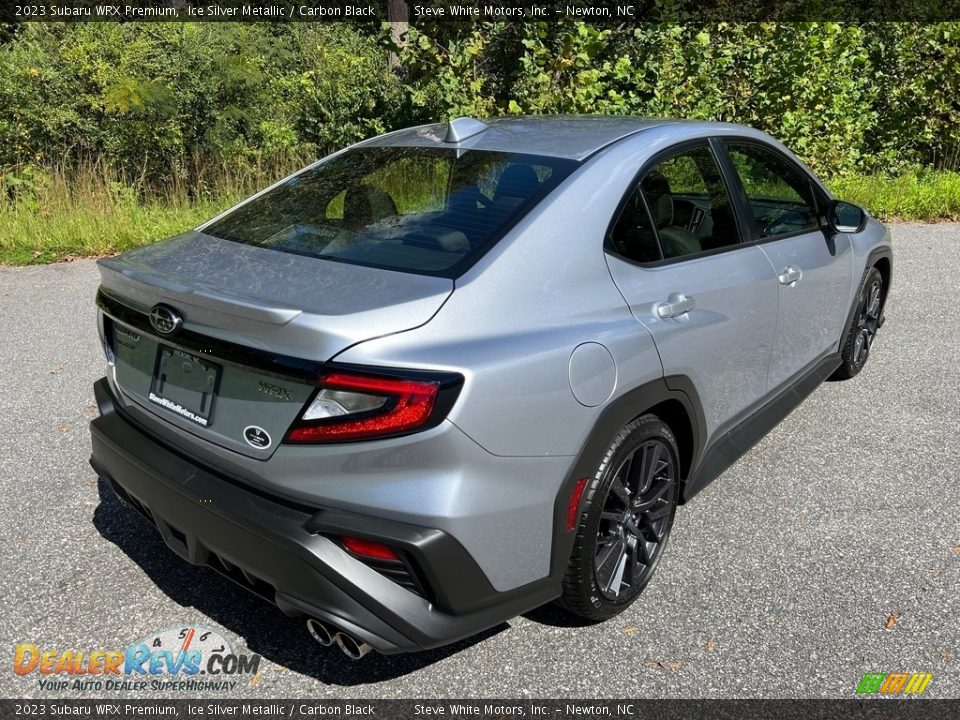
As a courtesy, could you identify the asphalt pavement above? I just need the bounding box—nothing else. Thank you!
[1,223,957,699]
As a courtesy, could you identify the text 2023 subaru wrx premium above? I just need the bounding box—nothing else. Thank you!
[90,117,891,658]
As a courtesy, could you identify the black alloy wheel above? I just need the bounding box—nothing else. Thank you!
[593,438,676,601]
[559,415,680,621]
[852,276,883,368]
[833,266,885,380]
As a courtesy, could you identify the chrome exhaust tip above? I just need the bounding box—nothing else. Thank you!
[336,633,373,660]
[306,619,372,659]
[306,618,338,648]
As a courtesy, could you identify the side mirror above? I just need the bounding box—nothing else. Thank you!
[828,200,866,234]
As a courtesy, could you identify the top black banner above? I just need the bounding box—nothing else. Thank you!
[5,0,960,23]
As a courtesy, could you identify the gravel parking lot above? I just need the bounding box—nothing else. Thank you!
[1,223,957,699]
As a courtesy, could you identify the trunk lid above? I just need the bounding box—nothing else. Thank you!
[98,231,452,458]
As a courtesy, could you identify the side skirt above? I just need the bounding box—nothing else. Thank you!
[683,353,842,501]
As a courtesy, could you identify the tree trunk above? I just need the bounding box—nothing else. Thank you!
[387,0,409,69]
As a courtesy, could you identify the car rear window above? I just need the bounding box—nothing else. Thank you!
[204,146,578,277]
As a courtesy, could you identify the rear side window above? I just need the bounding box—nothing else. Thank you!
[610,186,661,263]
[610,144,740,263]
[204,147,577,278]
[725,143,819,239]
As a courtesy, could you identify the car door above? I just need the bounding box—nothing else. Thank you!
[720,141,853,389]
[604,141,780,437]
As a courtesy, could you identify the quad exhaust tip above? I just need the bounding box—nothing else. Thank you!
[306,618,336,647]
[306,618,373,660]
[337,633,372,660]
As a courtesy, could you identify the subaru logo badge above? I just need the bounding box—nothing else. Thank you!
[149,304,183,336]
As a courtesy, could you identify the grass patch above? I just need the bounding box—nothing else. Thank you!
[0,200,232,265]
[2,167,959,266]
[0,163,275,265]
[829,170,960,221]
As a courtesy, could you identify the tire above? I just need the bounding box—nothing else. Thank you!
[557,414,680,621]
[832,266,885,381]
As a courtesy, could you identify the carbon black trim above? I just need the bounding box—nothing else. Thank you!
[548,376,706,577]
[837,246,893,355]
[90,378,560,653]
[684,353,842,500]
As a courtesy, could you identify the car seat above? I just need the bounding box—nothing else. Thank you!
[642,173,702,259]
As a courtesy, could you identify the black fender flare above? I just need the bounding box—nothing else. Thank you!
[548,376,706,578]
[838,246,893,352]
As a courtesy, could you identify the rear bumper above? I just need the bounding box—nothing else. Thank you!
[89,378,559,653]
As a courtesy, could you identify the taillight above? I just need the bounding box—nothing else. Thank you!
[285,369,460,443]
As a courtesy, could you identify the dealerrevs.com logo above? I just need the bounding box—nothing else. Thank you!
[14,625,260,692]
[856,672,934,695]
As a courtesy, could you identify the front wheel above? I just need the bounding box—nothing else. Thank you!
[558,415,680,621]
[832,266,885,381]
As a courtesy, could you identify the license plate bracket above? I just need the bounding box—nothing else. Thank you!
[148,346,221,427]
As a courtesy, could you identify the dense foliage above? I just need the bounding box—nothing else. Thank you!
[0,21,958,191]
[2,21,958,264]
[0,23,403,194]
[400,22,960,177]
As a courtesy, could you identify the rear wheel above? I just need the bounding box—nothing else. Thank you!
[832,266,884,380]
[558,415,680,621]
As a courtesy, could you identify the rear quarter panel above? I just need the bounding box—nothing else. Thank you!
[333,138,678,459]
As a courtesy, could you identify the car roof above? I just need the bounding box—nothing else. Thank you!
[357,115,746,161]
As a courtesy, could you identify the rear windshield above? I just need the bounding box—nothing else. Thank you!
[204,146,578,277]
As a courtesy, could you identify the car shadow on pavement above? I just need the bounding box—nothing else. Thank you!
[522,604,597,629]
[92,480,504,685]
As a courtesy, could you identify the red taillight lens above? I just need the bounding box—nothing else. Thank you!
[341,536,399,561]
[285,372,440,443]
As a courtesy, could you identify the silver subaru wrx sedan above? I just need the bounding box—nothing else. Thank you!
[90,116,891,658]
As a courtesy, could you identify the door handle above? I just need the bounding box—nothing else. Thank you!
[778,266,803,285]
[656,293,695,319]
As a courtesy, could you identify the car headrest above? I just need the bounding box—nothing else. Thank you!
[494,164,540,201]
[448,183,484,213]
[343,184,398,229]
[642,172,674,228]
